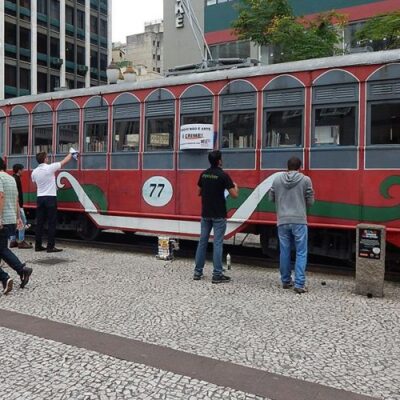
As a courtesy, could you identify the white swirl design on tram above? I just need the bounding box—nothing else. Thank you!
[57,171,283,237]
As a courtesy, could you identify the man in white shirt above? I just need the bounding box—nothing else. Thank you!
[31,152,72,252]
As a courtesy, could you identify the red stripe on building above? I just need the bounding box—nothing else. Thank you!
[205,0,399,46]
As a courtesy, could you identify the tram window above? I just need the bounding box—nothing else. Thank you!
[370,103,400,145]
[146,118,174,151]
[314,106,356,146]
[57,123,79,153]
[10,128,28,154]
[85,122,108,152]
[113,119,140,151]
[221,112,255,149]
[265,109,302,147]
[33,126,53,153]
[182,114,213,125]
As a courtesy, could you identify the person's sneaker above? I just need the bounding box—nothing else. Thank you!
[47,247,63,253]
[212,275,231,284]
[19,266,33,289]
[35,245,46,252]
[193,274,203,281]
[282,281,294,289]
[9,240,18,248]
[18,241,33,249]
[294,287,308,294]
[2,278,13,295]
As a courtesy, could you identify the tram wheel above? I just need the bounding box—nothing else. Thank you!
[76,215,100,241]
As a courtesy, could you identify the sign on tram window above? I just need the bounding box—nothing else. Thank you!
[180,124,213,150]
[150,133,170,148]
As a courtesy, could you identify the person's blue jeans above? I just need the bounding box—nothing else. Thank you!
[278,224,308,289]
[9,208,27,242]
[194,218,227,278]
[0,224,25,285]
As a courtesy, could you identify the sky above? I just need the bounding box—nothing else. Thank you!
[112,0,163,43]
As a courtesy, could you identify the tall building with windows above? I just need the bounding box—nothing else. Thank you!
[125,21,164,74]
[163,0,400,71]
[0,0,112,100]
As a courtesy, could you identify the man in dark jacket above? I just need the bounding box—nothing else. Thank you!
[269,157,314,293]
[193,150,239,283]
[9,164,32,249]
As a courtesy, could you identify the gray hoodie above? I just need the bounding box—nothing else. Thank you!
[268,171,314,226]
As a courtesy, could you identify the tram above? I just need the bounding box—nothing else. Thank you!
[1,50,400,260]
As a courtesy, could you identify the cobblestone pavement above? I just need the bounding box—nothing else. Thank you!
[1,244,400,399]
[0,327,265,400]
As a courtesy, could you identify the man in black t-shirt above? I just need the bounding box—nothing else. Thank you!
[193,150,239,283]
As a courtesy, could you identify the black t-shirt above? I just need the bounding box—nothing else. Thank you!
[198,167,234,218]
[13,173,23,208]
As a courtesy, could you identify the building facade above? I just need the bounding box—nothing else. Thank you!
[0,0,112,100]
[125,21,164,74]
[163,0,400,70]
[163,0,205,72]
[205,0,400,63]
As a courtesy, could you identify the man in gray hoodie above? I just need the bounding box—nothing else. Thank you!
[269,157,314,293]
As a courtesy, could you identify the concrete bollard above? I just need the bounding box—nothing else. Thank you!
[355,224,386,298]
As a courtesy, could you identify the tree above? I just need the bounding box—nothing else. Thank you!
[355,12,400,50]
[232,0,347,63]
[232,0,293,47]
[267,12,347,62]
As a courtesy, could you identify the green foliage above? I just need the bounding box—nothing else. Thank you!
[232,0,293,46]
[232,0,347,62]
[267,12,347,62]
[355,12,400,50]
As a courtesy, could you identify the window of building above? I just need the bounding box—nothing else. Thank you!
[157,55,160,61]
[100,19,107,37]
[11,128,28,154]
[50,37,60,58]
[5,23,17,46]
[100,53,107,71]
[90,15,98,34]
[77,10,85,30]
[5,65,17,87]
[221,112,255,148]
[37,33,47,54]
[66,42,75,62]
[370,102,400,145]
[20,68,30,90]
[77,46,85,65]
[85,122,108,152]
[37,0,47,14]
[50,75,60,91]
[90,50,98,67]
[113,120,140,151]
[314,107,356,146]
[20,27,31,61]
[265,109,303,147]
[210,40,250,59]
[37,72,48,93]
[58,124,79,153]
[50,0,59,19]
[19,0,30,8]
[146,118,174,151]
[66,5,74,25]
[33,126,52,153]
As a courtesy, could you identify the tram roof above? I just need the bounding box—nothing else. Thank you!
[1,50,400,107]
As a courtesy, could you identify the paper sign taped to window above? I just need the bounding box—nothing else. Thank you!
[180,124,214,150]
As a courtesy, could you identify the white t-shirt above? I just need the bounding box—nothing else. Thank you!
[31,162,62,197]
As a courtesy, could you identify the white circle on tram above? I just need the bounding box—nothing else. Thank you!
[142,176,173,207]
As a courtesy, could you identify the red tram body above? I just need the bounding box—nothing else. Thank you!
[1,50,400,259]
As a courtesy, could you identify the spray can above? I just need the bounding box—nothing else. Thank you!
[226,253,231,270]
